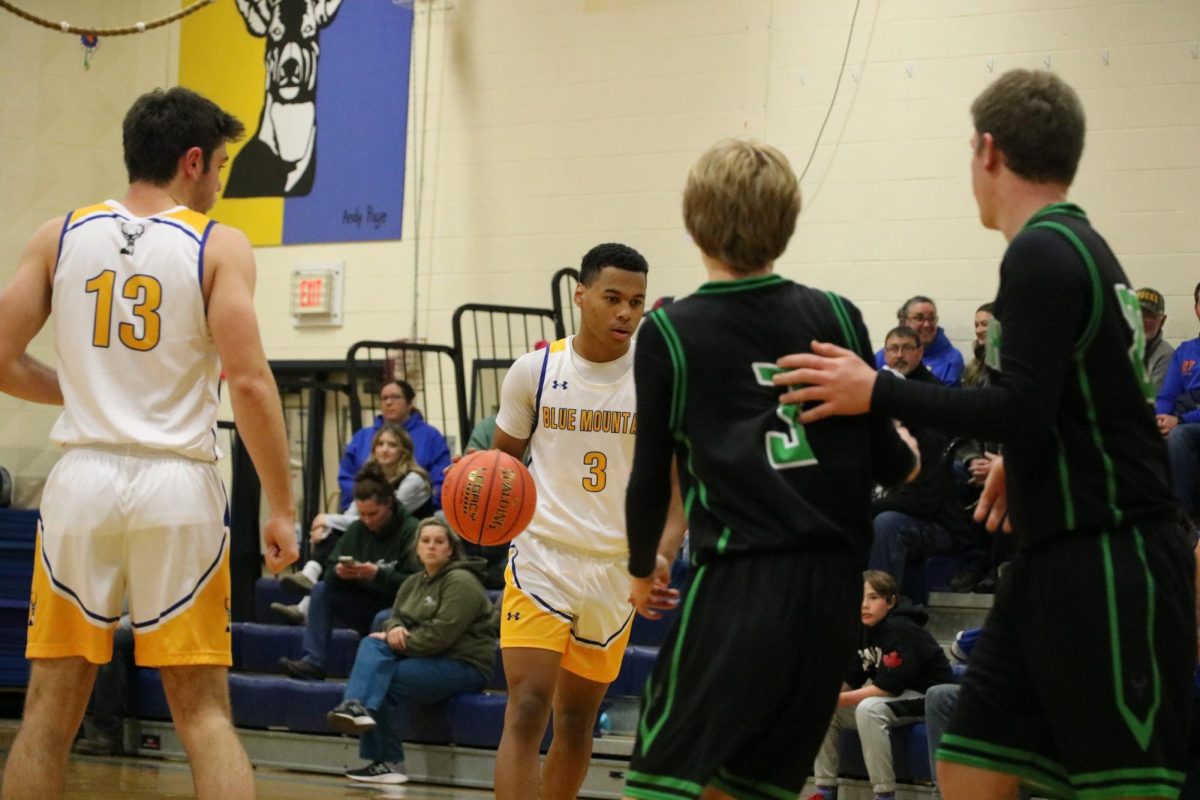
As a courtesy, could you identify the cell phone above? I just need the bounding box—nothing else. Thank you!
[338,556,355,565]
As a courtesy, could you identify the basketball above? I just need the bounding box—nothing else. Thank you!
[441,450,537,547]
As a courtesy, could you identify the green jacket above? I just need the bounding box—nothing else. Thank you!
[326,507,419,605]
[383,557,500,678]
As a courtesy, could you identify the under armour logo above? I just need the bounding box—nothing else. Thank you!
[506,611,521,621]
[551,380,568,390]
[119,222,145,255]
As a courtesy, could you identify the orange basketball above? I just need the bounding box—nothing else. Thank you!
[441,450,537,547]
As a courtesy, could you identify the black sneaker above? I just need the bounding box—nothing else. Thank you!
[73,733,121,756]
[345,761,408,784]
[278,656,325,681]
[327,700,376,735]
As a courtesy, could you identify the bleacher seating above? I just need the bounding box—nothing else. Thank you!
[0,515,980,788]
[0,509,37,687]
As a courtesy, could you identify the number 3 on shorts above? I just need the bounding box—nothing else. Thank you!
[753,363,817,469]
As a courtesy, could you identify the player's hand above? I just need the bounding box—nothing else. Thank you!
[973,456,1012,533]
[445,447,482,476]
[630,554,681,620]
[263,515,299,574]
[1158,414,1179,437]
[773,342,876,424]
[968,452,999,486]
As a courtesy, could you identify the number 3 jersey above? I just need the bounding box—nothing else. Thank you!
[49,200,222,461]
[626,275,917,576]
[495,337,637,557]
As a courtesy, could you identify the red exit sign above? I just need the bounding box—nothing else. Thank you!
[298,277,326,310]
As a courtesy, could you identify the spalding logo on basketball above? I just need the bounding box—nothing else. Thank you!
[441,449,537,547]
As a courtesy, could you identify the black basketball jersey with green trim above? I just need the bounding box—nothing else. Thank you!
[625,274,915,576]
[872,203,1176,546]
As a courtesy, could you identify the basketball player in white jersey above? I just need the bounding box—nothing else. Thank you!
[491,243,682,799]
[0,88,297,800]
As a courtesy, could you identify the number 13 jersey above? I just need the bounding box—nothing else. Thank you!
[495,337,637,556]
[49,200,221,461]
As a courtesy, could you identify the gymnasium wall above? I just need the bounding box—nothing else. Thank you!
[0,1,178,503]
[0,0,1197,502]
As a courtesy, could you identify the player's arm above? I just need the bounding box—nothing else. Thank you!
[0,218,63,404]
[839,298,920,485]
[631,461,686,619]
[205,224,297,573]
[777,232,1085,446]
[492,427,528,461]
[492,351,539,460]
[626,319,676,582]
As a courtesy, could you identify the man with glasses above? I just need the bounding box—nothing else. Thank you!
[872,327,968,598]
[881,326,933,382]
[338,379,451,510]
[875,296,964,386]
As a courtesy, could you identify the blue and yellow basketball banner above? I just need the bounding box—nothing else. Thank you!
[179,0,412,245]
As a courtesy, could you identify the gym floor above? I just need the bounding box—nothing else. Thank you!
[0,721,494,799]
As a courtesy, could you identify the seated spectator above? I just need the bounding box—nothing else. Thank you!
[273,424,432,623]
[925,629,1030,800]
[73,614,134,756]
[326,517,499,785]
[879,326,933,383]
[339,379,451,510]
[870,328,975,599]
[809,571,953,800]
[1155,281,1200,522]
[874,296,964,386]
[279,465,420,681]
[1139,287,1174,394]
[960,302,994,389]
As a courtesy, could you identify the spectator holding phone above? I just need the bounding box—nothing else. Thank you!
[280,464,420,681]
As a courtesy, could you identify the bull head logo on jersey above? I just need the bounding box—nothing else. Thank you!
[223,0,343,198]
[119,222,145,256]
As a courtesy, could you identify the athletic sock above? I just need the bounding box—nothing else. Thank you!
[301,559,323,582]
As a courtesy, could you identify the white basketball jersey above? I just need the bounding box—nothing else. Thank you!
[495,337,637,556]
[49,200,221,461]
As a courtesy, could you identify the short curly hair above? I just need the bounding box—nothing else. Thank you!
[579,242,649,285]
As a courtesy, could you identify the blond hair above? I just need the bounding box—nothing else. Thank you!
[683,139,801,274]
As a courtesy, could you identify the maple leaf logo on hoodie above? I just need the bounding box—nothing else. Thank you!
[882,650,903,669]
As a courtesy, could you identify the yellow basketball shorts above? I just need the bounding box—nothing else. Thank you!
[26,446,232,668]
[501,533,634,684]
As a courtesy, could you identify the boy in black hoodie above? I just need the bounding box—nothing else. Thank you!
[809,571,953,800]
